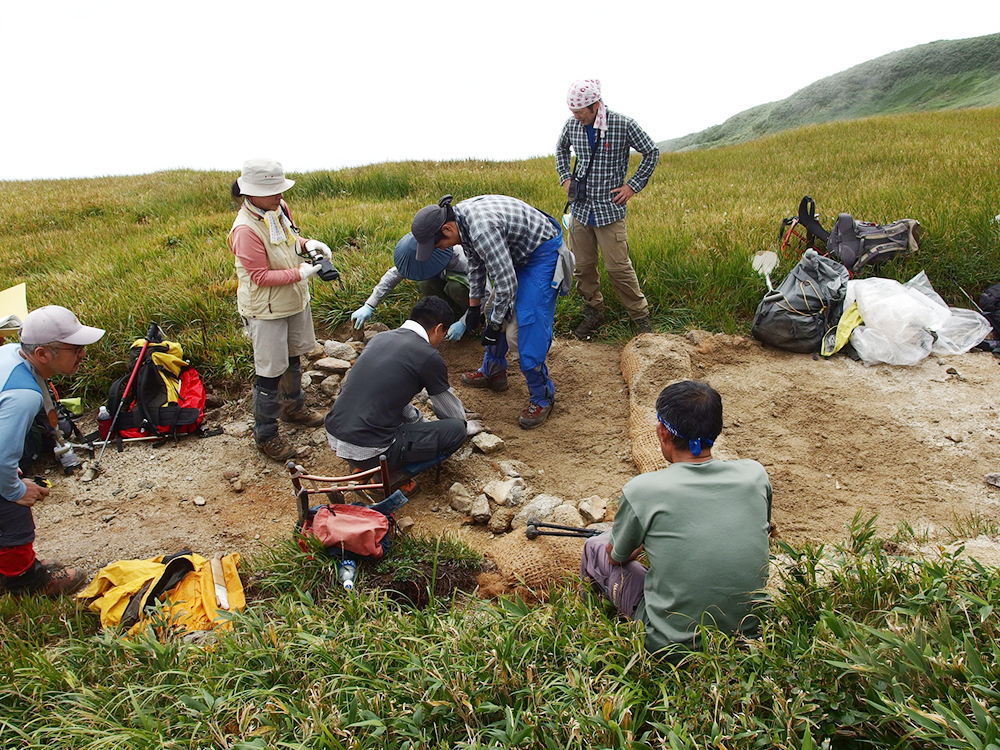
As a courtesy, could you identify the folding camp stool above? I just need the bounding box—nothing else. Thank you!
[286,457,391,527]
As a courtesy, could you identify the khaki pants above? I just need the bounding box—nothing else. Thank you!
[567,217,649,319]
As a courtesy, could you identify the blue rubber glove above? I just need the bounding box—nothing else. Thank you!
[445,319,466,341]
[351,304,374,329]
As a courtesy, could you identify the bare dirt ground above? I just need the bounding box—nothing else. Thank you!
[28,332,1000,580]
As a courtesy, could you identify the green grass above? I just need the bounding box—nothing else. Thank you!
[2,516,999,748]
[3,107,999,406]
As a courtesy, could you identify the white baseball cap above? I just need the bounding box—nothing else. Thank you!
[20,306,105,346]
[236,158,296,197]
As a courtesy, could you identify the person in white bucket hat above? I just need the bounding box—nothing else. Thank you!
[228,158,333,461]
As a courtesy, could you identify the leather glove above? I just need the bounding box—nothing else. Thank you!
[481,321,503,347]
[298,262,321,280]
[465,305,482,331]
[351,304,374,329]
[304,239,333,260]
[445,319,466,341]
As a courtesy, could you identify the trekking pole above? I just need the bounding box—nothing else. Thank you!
[93,322,160,473]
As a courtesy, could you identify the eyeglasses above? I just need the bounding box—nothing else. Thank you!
[47,344,85,356]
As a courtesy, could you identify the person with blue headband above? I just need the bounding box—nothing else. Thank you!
[580,380,773,661]
[350,234,474,341]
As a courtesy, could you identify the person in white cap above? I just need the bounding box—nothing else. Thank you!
[229,158,332,461]
[1,305,104,596]
[556,79,659,339]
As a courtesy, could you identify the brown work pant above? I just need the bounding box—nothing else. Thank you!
[567,217,649,319]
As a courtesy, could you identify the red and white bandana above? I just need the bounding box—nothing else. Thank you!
[566,78,608,136]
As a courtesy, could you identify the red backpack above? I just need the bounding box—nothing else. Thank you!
[107,339,206,438]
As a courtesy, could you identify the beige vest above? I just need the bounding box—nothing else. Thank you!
[229,204,310,319]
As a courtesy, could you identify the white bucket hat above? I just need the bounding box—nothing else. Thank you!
[236,158,296,197]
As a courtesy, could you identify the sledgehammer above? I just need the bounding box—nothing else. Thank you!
[524,517,602,541]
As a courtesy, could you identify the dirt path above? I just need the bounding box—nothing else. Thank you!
[27,333,1000,576]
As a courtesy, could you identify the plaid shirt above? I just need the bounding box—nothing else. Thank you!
[555,109,659,227]
[454,195,560,325]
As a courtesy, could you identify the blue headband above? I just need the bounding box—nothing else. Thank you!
[657,413,714,457]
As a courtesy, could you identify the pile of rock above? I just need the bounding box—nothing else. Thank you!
[449,460,610,536]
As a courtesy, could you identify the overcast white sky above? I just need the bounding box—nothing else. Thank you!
[2,1,996,182]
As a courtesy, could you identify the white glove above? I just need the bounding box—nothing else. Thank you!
[299,262,321,280]
[304,239,332,260]
[351,304,374,329]
[445,319,466,341]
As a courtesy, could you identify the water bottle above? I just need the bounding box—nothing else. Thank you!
[337,559,357,591]
[97,406,112,439]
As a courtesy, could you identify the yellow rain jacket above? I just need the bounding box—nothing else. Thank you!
[77,552,245,634]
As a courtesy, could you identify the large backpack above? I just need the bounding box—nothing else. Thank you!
[751,249,850,354]
[779,196,921,275]
[979,282,1000,343]
[826,214,921,275]
[108,338,206,438]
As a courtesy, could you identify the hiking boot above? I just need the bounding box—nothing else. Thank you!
[256,435,296,462]
[574,306,604,340]
[460,370,509,392]
[281,403,325,427]
[43,565,87,597]
[519,401,553,429]
[633,316,653,334]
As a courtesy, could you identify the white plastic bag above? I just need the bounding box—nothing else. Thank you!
[848,272,991,365]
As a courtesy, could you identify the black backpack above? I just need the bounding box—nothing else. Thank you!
[752,249,850,354]
[979,282,1000,342]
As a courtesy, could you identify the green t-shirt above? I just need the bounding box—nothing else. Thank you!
[610,458,772,653]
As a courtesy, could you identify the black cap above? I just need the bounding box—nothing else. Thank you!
[411,195,454,261]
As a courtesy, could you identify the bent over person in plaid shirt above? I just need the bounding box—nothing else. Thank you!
[556,79,659,339]
[411,195,574,430]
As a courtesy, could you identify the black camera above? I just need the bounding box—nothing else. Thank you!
[300,246,340,282]
[567,177,587,203]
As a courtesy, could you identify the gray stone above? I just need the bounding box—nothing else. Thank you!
[193,496,207,507]
[304,342,325,360]
[313,357,352,375]
[551,504,585,528]
[472,433,505,455]
[488,507,516,534]
[470,494,492,524]
[449,482,474,513]
[498,459,535,479]
[223,421,250,438]
[577,495,608,524]
[324,340,358,361]
[300,373,313,390]
[319,375,342,398]
[231,479,244,493]
[223,468,240,480]
[512,494,564,529]
[483,478,526,507]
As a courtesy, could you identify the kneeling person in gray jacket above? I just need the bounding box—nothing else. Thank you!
[326,297,468,491]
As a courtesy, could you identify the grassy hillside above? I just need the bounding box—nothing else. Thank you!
[2,113,1000,746]
[2,106,999,402]
[659,33,1000,152]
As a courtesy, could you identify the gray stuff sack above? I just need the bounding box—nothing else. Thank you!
[751,249,850,354]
